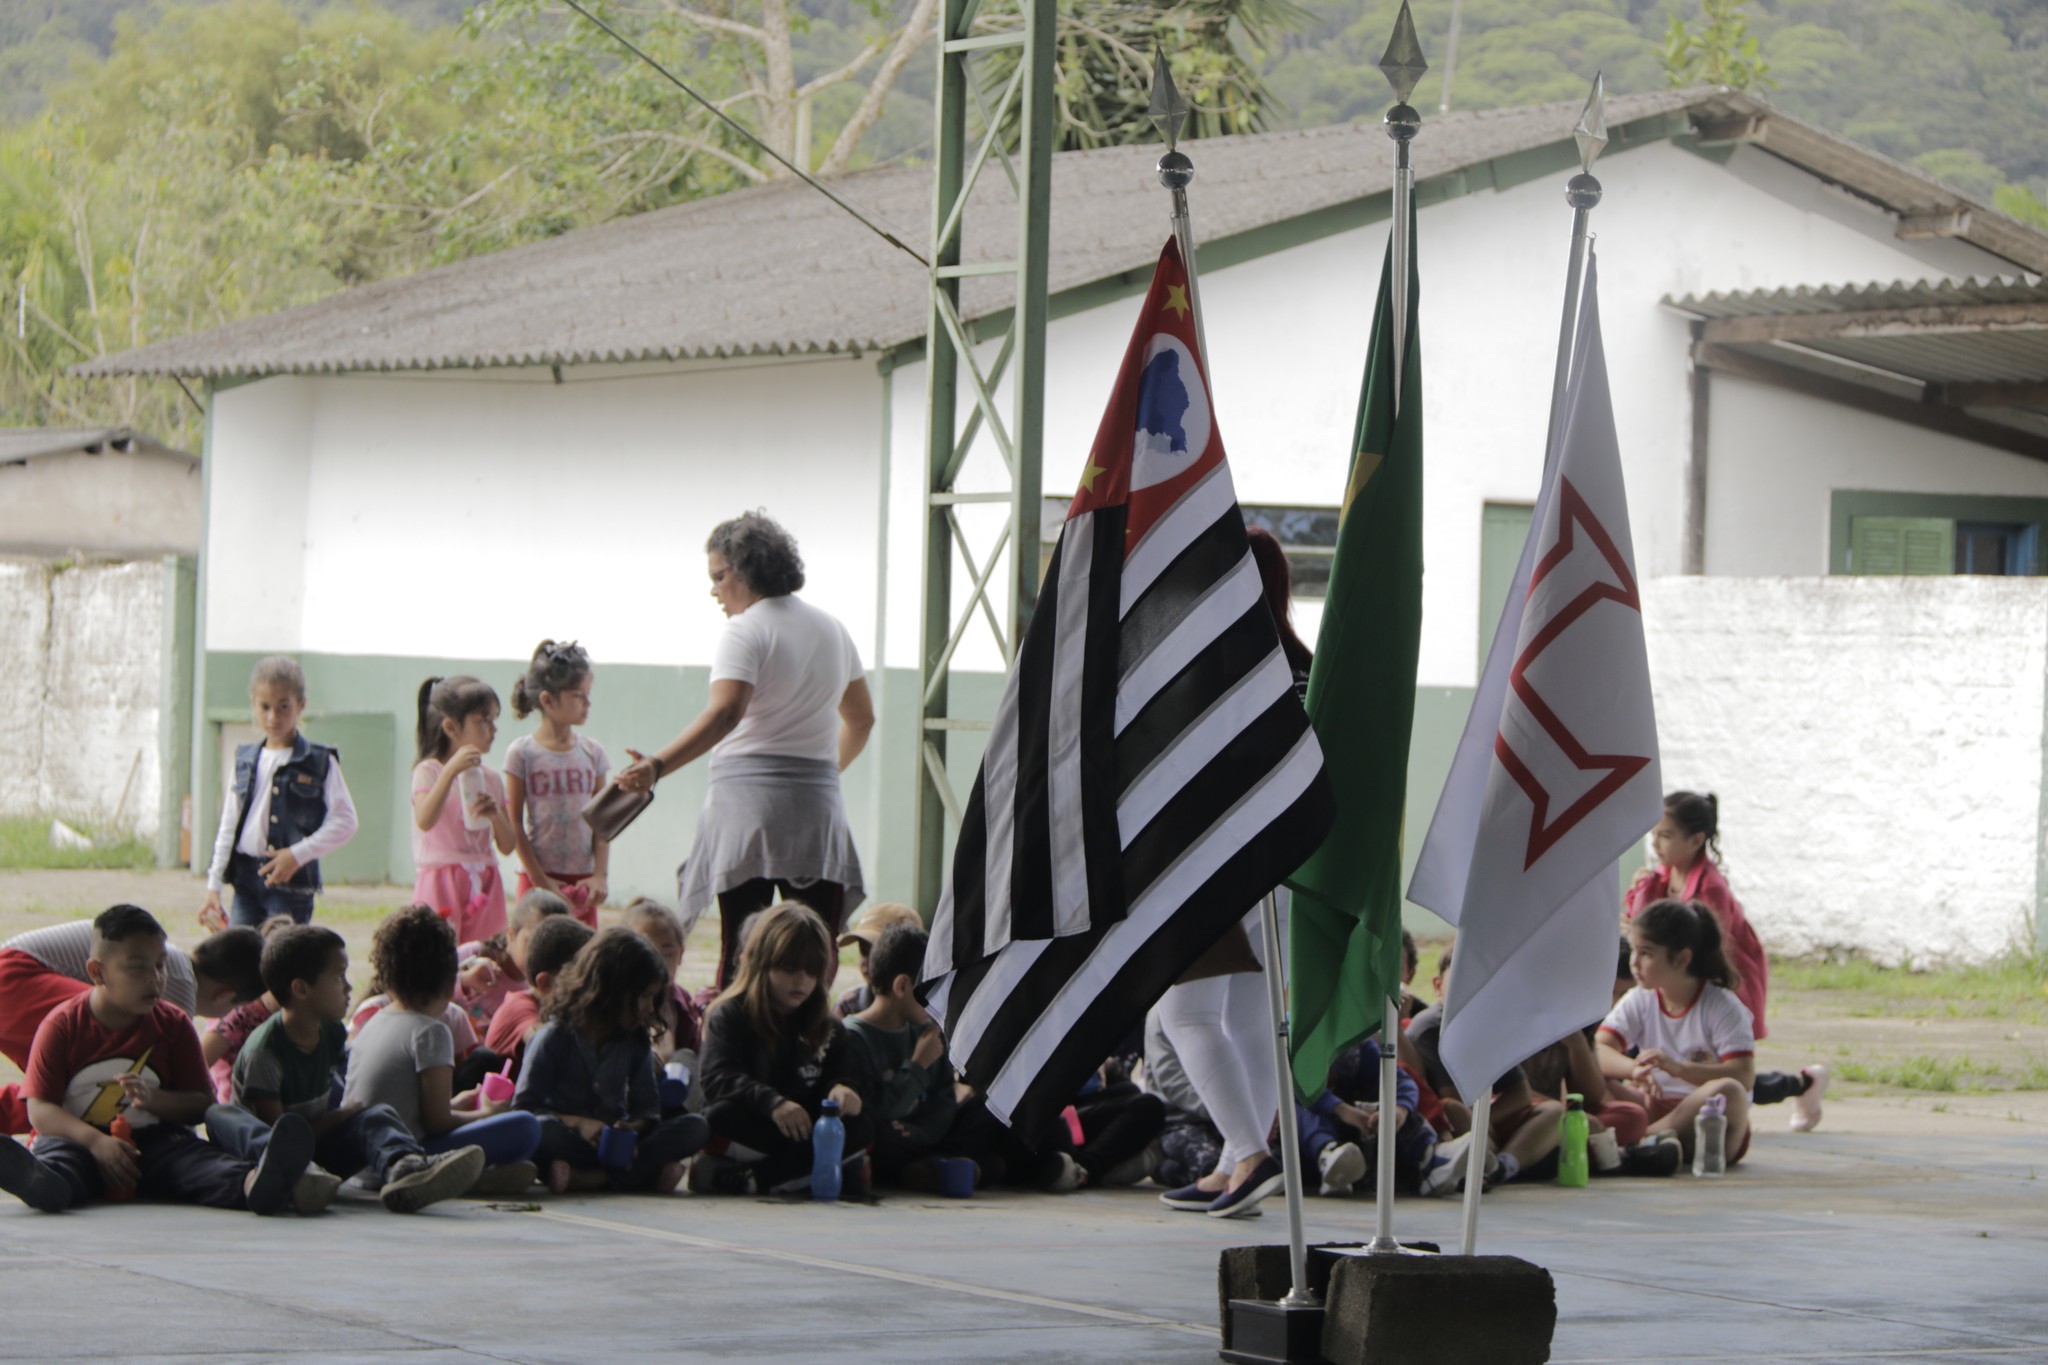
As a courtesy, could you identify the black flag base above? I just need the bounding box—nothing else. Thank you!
[1219,1244,1556,1365]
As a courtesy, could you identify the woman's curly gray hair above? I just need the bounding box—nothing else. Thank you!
[706,510,805,598]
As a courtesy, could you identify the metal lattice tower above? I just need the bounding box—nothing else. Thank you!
[914,0,1056,912]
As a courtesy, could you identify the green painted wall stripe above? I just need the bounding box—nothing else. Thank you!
[154,556,197,867]
[198,648,1478,934]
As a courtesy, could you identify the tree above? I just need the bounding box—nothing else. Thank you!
[978,0,1308,151]
[1661,0,1773,92]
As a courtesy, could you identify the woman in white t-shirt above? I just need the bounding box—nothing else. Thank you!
[1597,899,1757,1167]
[615,512,875,988]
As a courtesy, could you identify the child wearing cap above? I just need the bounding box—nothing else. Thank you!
[832,902,924,1018]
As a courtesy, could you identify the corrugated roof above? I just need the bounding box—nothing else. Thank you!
[0,427,194,464]
[76,88,2048,380]
[1665,275,2048,440]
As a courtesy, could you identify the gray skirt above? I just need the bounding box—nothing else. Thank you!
[674,753,865,935]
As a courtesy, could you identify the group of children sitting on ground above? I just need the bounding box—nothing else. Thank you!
[0,869,1824,1218]
[2,650,1824,1217]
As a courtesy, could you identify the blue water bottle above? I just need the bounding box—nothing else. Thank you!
[811,1099,845,1202]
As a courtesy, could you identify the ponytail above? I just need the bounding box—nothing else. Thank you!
[416,674,501,763]
[1664,790,1722,865]
[416,677,444,763]
[511,639,591,720]
[1634,898,1739,990]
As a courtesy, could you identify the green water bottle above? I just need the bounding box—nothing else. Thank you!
[1558,1093,1589,1188]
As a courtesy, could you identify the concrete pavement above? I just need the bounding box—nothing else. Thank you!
[2,1098,2044,1364]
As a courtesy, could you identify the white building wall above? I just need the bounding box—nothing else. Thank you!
[1645,575,2046,965]
[1703,374,2048,575]
[0,561,51,815]
[883,140,2009,686]
[213,357,886,668]
[208,377,315,652]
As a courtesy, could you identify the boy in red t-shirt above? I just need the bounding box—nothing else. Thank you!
[0,906,312,1214]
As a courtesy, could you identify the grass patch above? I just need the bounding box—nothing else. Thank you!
[1832,1053,2048,1093]
[0,815,154,871]
[1773,951,2048,1021]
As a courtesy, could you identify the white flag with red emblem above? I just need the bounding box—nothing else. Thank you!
[1408,255,1661,1103]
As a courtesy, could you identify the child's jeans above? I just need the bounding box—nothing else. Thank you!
[534,1112,709,1190]
[227,854,316,928]
[424,1110,543,1168]
[206,1102,419,1184]
[32,1125,253,1209]
[1296,1103,1438,1191]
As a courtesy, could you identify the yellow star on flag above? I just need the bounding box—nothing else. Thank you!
[1078,457,1106,492]
[1164,284,1190,320]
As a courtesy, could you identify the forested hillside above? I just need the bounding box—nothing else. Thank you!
[1,0,2041,445]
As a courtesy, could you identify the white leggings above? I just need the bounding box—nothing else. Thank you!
[1157,906,1280,1174]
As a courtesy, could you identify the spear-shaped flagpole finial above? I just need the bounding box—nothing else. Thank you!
[1149,45,1189,153]
[1573,71,1608,174]
[1378,0,1428,106]
[1567,70,1606,210]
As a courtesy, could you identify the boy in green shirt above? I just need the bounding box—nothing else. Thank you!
[205,925,486,1213]
[845,925,961,1190]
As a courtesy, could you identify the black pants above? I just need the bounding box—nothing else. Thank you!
[715,878,848,989]
[33,1125,252,1210]
[534,1113,710,1190]
[1753,1070,1809,1105]
[706,1097,873,1186]
[1071,1083,1166,1181]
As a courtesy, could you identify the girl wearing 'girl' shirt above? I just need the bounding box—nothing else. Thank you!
[1597,899,1756,1167]
[504,640,609,928]
[412,676,517,942]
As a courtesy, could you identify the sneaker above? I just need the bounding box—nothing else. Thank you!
[1100,1140,1163,1189]
[1621,1135,1682,1177]
[246,1112,314,1216]
[1043,1151,1085,1193]
[0,1138,70,1213]
[291,1165,343,1215]
[1317,1141,1366,1196]
[380,1147,487,1213]
[686,1152,755,1196]
[1206,1155,1284,1219]
[1789,1064,1829,1133]
[1419,1134,1468,1198]
[466,1161,539,1198]
[1158,1178,1220,1211]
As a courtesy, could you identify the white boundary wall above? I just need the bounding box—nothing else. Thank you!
[1645,576,2048,965]
[0,559,167,836]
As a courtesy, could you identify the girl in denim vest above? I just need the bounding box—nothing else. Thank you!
[202,657,358,929]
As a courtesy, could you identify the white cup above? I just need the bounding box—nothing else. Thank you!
[457,769,488,831]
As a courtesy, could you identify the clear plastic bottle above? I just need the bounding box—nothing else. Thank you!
[1693,1095,1728,1178]
[1557,1093,1589,1187]
[811,1099,845,1202]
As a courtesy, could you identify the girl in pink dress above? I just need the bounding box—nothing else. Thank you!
[412,676,518,942]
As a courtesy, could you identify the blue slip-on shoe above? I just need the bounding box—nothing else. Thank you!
[1158,1179,1220,1211]
[1205,1155,1285,1219]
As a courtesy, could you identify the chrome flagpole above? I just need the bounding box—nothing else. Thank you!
[1368,0,1426,1259]
[1460,73,1607,1262]
[1152,47,1315,1310]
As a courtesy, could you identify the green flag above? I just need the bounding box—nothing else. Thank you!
[1285,205,1423,1100]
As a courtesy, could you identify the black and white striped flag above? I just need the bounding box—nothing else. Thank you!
[921,239,1336,1136]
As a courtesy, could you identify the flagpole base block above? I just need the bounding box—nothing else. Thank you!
[1218,1242,1443,1362]
[1220,1298,1324,1365]
[1319,1252,1556,1365]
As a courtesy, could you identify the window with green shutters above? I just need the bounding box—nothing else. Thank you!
[1849,516,1954,575]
